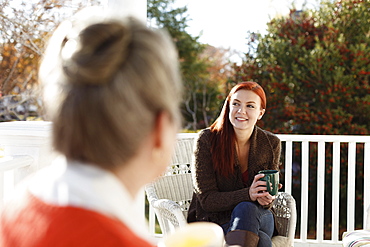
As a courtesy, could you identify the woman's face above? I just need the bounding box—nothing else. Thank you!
[228,89,265,132]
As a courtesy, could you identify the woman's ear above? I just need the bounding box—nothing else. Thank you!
[151,112,177,172]
[153,112,175,149]
[258,109,266,120]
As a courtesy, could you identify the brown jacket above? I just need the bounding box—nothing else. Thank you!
[187,126,281,225]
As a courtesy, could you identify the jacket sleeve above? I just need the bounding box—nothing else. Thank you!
[247,128,282,209]
[191,129,251,213]
[271,134,281,171]
[263,132,282,209]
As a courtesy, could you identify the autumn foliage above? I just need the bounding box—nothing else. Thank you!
[0,42,41,96]
[0,0,100,96]
[234,0,370,135]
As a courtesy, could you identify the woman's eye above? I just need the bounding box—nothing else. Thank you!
[232,102,240,106]
[247,104,255,108]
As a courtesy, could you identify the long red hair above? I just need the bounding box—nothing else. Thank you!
[209,82,266,177]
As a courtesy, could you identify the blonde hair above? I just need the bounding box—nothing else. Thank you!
[39,10,182,168]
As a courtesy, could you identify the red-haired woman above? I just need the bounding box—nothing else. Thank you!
[187,82,282,247]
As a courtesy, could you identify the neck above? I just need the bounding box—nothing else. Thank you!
[111,157,153,199]
[234,126,254,147]
[112,165,141,199]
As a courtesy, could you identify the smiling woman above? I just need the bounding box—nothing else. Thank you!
[229,89,266,133]
[187,82,282,247]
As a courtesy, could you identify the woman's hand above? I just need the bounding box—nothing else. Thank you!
[257,183,283,206]
[249,174,276,206]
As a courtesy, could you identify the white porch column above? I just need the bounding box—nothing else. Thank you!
[107,0,147,22]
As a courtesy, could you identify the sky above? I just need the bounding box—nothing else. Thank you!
[175,0,320,54]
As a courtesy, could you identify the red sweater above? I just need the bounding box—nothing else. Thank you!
[0,192,155,247]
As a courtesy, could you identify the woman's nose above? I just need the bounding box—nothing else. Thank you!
[237,107,246,113]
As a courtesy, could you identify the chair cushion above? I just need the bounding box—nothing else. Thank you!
[342,230,370,247]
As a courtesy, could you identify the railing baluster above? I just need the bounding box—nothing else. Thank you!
[284,140,293,194]
[347,141,356,232]
[364,142,370,229]
[317,141,325,242]
[301,140,309,242]
[332,141,341,242]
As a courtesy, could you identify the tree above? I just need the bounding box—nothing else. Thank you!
[0,0,101,96]
[148,0,204,130]
[1,0,48,95]
[147,0,232,130]
[234,0,370,135]
[0,0,101,120]
[197,45,235,128]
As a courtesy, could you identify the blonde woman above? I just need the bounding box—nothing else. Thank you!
[0,8,182,247]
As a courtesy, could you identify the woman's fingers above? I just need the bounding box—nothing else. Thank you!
[250,188,269,201]
[251,174,267,190]
[249,174,269,201]
[253,173,265,183]
[257,196,270,206]
[257,195,276,206]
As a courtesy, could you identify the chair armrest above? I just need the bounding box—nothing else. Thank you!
[146,183,187,235]
[272,192,297,246]
[151,198,188,227]
[149,197,188,236]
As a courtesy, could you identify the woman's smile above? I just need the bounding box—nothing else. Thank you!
[236,117,248,121]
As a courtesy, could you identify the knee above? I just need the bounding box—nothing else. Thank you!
[234,202,258,213]
[228,202,261,233]
[232,201,259,216]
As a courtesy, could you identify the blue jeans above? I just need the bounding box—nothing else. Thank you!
[221,202,274,247]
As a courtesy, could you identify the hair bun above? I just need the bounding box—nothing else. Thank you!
[62,21,131,86]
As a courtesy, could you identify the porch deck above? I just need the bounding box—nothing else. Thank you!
[1,121,369,246]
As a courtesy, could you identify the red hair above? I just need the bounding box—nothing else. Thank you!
[209,82,267,177]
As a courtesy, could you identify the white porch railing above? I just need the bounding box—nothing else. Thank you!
[1,122,369,246]
[0,121,56,208]
[0,155,34,208]
[277,134,370,247]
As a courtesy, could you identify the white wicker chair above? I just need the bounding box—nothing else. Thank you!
[146,137,195,234]
[342,205,370,246]
[145,136,297,247]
